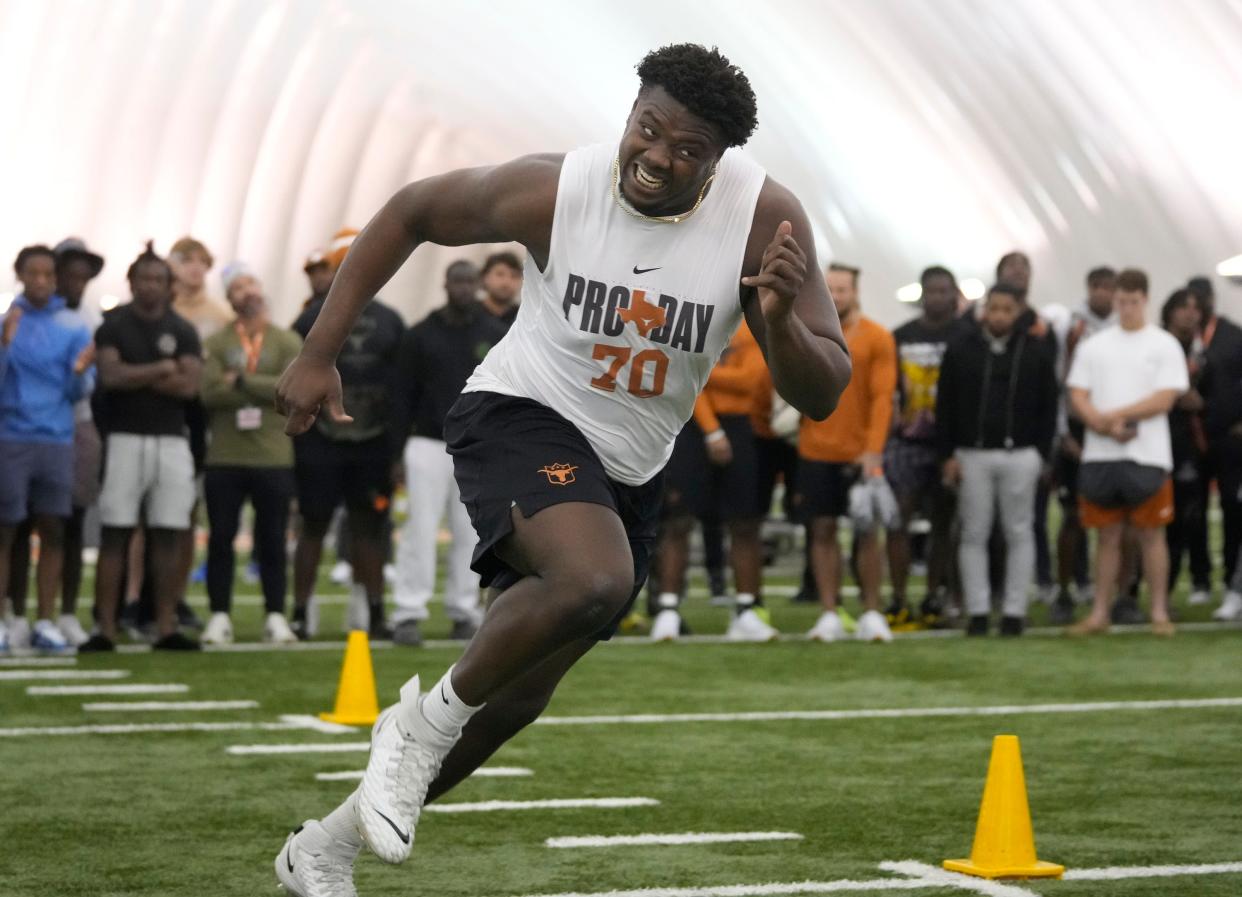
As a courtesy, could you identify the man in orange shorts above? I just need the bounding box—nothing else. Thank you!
[1066,269,1188,636]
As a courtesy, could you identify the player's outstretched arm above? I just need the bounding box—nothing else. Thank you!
[276,154,562,434]
[742,179,851,421]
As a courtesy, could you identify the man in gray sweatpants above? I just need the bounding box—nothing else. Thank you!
[936,284,1059,636]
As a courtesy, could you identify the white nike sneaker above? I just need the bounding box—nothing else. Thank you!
[726,608,778,642]
[650,609,682,642]
[344,584,369,633]
[856,609,894,643]
[202,612,234,645]
[1212,591,1242,622]
[57,614,90,647]
[265,612,298,644]
[32,619,71,653]
[807,610,847,642]
[1187,589,1212,607]
[357,675,459,864]
[0,620,9,653]
[329,561,353,587]
[275,820,358,897]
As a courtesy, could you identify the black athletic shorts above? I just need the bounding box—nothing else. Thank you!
[443,391,663,640]
[662,414,761,521]
[756,435,799,519]
[293,429,393,525]
[792,458,857,521]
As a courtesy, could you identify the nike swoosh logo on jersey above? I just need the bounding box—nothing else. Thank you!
[632,265,661,275]
[376,810,411,844]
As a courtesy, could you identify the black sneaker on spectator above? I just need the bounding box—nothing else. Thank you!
[153,632,201,651]
[1110,594,1147,625]
[392,620,423,647]
[368,615,392,641]
[78,633,116,653]
[966,615,989,637]
[1048,590,1076,625]
[118,602,144,641]
[883,600,910,626]
[175,601,203,631]
[999,615,1025,637]
[918,592,944,627]
[449,618,479,641]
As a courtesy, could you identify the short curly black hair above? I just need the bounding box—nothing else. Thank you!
[14,244,56,275]
[636,44,757,148]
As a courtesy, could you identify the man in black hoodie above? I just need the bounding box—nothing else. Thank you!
[937,283,1058,635]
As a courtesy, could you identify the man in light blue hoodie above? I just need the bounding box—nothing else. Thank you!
[0,244,95,652]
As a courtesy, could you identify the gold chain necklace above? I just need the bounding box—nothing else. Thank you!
[611,157,716,224]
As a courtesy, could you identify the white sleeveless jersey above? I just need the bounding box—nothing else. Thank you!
[464,141,767,485]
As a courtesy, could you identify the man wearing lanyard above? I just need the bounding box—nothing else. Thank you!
[200,264,303,644]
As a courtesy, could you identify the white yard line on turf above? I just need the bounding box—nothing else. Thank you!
[513,879,932,896]
[277,714,357,734]
[82,700,258,711]
[0,718,356,738]
[535,696,1242,727]
[228,742,369,755]
[880,862,1038,896]
[28,683,188,696]
[1063,860,1242,880]
[547,832,804,849]
[427,798,659,814]
[0,669,128,681]
[315,766,533,781]
[0,656,77,666]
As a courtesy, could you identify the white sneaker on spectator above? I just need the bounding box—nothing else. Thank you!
[856,609,894,642]
[1035,584,1057,605]
[726,608,778,642]
[275,819,358,897]
[383,563,396,585]
[202,612,234,645]
[32,619,71,653]
[0,620,9,653]
[344,584,369,633]
[649,609,682,642]
[305,597,321,638]
[1212,591,1242,622]
[57,614,90,647]
[357,676,457,864]
[265,612,298,644]
[1188,589,1212,607]
[807,610,847,642]
[329,561,353,587]
[8,616,32,649]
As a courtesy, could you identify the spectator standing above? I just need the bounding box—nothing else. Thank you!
[1192,276,1242,621]
[291,230,404,639]
[937,284,1058,636]
[199,265,302,645]
[0,246,95,652]
[169,236,232,339]
[5,238,106,647]
[653,320,777,642]
[389,261,507,646]
[1067,269,1186,637]
[1161,289,1212,606]
[798,264,897,643]
[302,249,335,310]
[1048,267,1116,624]
[81,244,202,652]
[884,265,972,624]
[479,251,523,328]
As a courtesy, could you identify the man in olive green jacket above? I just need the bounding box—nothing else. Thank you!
[200,264,302,644]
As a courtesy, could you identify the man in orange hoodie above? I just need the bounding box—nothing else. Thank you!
[653,321,777,641]
[796,264,897,642]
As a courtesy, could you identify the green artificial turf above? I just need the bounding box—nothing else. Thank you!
[3,558,1241,897]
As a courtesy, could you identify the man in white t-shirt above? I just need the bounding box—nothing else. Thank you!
[1065,268,1188,636]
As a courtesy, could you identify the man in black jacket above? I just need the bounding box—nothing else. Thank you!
[937,283,1058,636]
[390,261,509,646]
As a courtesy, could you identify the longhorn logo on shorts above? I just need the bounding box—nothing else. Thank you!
[538,462,578,486]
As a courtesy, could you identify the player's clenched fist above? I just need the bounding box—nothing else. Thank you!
[741,220,806,317]
[275,354,352,435]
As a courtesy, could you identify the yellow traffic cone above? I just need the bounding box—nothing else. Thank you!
[943,735,1064,880]
[319,630,380,726]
